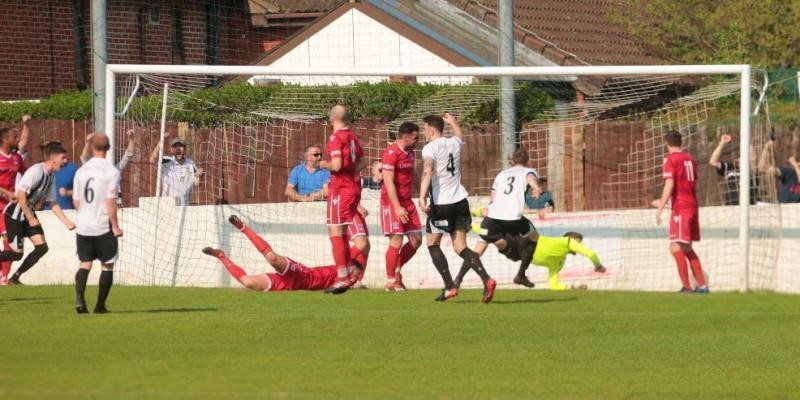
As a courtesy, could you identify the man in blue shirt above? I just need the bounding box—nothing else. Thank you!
[41,142,78,210]
[759,138,800,203]
[285,145,330,202]
[525,176,554,216]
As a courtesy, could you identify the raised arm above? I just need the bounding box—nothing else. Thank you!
[709,134,731,169]
[116,130,135,171]
[758,140,780,177]
[18,115,30,154]
[526,172,541,199]
[80,133,94,165]
[443,113,464,140]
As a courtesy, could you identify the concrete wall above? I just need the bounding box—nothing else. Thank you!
[19,191,798,294]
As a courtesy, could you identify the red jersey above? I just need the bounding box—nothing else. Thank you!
[326,129,363,193]
[0,151,25,206]
[662,151,698,211]
[380,142,415,203]
[266,259,338,291]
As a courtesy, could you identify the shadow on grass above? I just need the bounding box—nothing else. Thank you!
[116,307,219,314]
[455,297,578,305]
[0,297,59,303]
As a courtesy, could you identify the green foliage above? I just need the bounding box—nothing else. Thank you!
[606,0,800,68]
[0,82,555,127]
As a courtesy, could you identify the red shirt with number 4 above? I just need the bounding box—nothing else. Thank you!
[662,151,698,211]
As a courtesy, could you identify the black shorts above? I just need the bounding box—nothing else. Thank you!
[478,216,535,243]
[4,214,45,252]
[426,198,472,234]
[77,232,118,264]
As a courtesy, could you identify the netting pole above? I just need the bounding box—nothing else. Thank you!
[498,0,516,166]
[739,66,751,292]
[91,0,107,139]
[103,69,114,164]
[150,82,170,286]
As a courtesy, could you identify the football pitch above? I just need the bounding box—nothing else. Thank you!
[1,286,799,399]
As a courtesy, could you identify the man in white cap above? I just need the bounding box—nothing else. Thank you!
[150,134,204,206]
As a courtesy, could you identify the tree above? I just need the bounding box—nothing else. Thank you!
[607,0,800,68]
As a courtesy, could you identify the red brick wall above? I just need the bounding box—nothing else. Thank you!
[0,0,299,100]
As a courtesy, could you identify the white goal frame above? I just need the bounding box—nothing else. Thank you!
[103,64,753,291]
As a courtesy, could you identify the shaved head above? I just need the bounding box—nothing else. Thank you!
[328,104,348,124]
[91,133,111,152]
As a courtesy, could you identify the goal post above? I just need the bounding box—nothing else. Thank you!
[103,64,758,292]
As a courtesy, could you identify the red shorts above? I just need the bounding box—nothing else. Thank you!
[346,211,369,240]
[380,201,422,236]
[265,259,338,291]
[327,191,361,226]
[669,209,700,243]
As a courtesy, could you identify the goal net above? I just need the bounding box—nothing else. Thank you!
[106,65,784,292]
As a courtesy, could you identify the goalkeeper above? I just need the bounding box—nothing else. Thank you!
[459,229,606,290]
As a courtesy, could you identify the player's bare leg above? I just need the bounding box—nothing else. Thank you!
[8,233,48,285]
[452,229,496,304]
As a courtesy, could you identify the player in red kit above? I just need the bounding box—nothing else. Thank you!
[653,130,709,293]
[202,215,362,292]
[0,116,29,285]
[319,105,370,294]
[381,122,423,291]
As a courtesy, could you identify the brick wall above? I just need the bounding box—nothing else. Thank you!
[0,0,300,100]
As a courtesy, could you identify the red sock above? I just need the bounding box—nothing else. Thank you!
[385,246,400,280]
[330,236,350,277]
[685,250,706,286]
[241,225,272,254]
[672,251,691,289]
[1,239,11,278]
[217,254,246,283]
[350,245,368,268]
[398,242,417,269]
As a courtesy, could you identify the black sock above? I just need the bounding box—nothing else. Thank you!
[428,245,455,289]
[13,243,48,279]
[454,261,471,286]
[75,268,89,305]
[459,248,490,284]
[517,236,536,277]
[97,270,113,308]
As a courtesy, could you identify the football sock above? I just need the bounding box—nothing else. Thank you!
[454,261,471,286]
[517,236,536,276]
[0,261,10,278]
[685,250,706,287]
[11,243,48,279]
[329,236,350,278]
[75,268,89,305]
[398,242,417,268]
[428,245,455,289]
[385,245,400,280]
[350,245,368,268]
[672,251,692,289]
[0,239,13,277]
[217,253,246,283]
[241,225,272,254]
[459,248,489,284]
[97,270,113,308]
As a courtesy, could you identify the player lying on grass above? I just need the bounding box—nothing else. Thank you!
[460,230,605,290]
[202,215,362,292]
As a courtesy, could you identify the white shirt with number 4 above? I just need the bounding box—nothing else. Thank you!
[74,158,121,236]
[488,165,539,220]
[421,136,468,205]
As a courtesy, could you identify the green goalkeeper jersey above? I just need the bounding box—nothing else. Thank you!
[532,235,602,271]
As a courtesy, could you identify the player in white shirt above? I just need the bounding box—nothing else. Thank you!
[419,113,496,303]
[149,136,204,206]
[455,148,542,288]
[73,134,123,314]
[5,143,76,285]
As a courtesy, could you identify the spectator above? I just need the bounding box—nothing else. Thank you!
[285,145,330,202]
[361,160,383,190]
[759,135,800,203]
[150,135,204,206]
[525,176,554,217]
[41,141,77,211]
[81,129,135,171]
[709,134,759,205]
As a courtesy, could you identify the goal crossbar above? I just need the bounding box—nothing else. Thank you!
[103,64,753,291]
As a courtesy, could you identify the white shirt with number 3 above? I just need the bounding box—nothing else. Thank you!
[488,166,539,220]
[74,158,121,236]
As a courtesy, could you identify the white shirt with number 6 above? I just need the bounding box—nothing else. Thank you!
[73,158,121,237]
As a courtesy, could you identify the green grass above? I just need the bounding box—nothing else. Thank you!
[1,286,799,399]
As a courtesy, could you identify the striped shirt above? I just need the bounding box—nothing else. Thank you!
[4,163,56,221]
